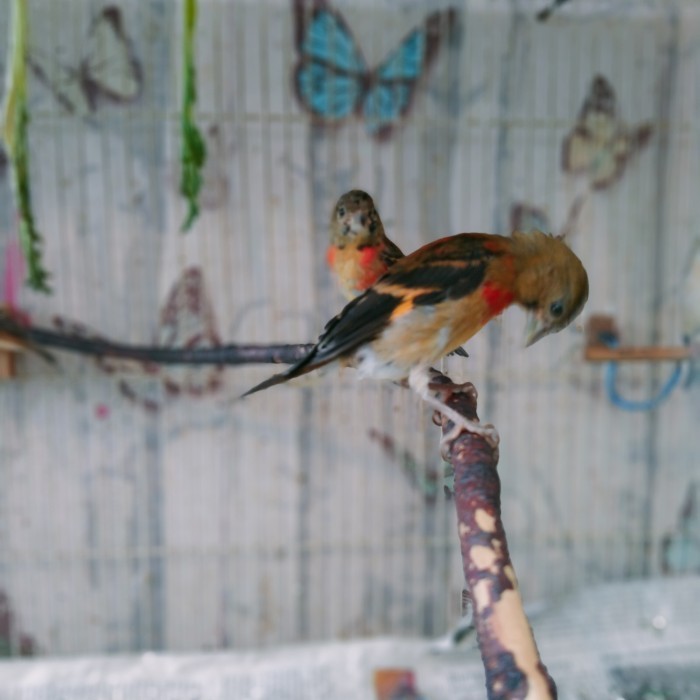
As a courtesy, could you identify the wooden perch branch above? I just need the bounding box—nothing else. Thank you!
[584,313,691,362]
[0,334,22,378]
[0,312,313,366]
[434,371,556,700]
[584,345,690,362]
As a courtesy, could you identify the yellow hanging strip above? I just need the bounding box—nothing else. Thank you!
[0,0,51,292]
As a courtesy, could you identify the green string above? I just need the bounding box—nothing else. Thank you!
[1,0,51,293]
[179,0,206,232]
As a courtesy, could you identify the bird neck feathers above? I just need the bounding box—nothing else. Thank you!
[508,230,567,306]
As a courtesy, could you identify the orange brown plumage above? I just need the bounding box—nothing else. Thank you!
[327,190,403,300]
[245,229,589,446]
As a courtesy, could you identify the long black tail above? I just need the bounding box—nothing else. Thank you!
[240,365,301,397]
[240,346,328,398]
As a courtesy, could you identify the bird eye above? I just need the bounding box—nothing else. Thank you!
[550,300,564,317]
[337,206,346,217]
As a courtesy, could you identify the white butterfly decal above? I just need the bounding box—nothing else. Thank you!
[28,5,143,117]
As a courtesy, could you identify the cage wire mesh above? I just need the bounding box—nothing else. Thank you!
[0,0,698,672]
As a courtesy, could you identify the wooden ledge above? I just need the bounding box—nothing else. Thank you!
[584,314,691,363]
[0,336,25,379]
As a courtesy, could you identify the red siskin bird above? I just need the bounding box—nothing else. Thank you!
[327,189,468,359]
[326,190,403,300]
[244,230,589,448]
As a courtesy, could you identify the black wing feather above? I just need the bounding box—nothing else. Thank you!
[241,290,401,397]
[242,234,505,397]
[315,290,401,361]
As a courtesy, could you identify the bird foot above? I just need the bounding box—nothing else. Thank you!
[427,379,478,404]
[408,368,499,459]
[437,416,500,461]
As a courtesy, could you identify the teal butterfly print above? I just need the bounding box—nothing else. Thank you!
[292,0,456,141]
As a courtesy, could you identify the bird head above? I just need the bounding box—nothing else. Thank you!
[511,231,589,347]
[330,190,383,246]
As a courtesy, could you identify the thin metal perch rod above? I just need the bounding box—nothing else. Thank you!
[433,371,556,700]
[0,313,312,366]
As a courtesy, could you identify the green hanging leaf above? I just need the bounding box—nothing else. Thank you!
[179,0,206,232]
[14,105,50,292]
[0,0,51,292]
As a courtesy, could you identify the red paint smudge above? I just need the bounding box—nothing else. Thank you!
[3,240,24,310]
[95,403,110,420]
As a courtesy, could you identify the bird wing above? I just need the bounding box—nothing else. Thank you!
[315,289,403,360]
[378,236,405,269]
[239,289,393,397]
[314,233,500,362]
[241,234,502,397]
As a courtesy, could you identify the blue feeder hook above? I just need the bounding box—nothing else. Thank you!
[602,333,684,412]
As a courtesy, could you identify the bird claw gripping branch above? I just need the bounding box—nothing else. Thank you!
[423,378,499,460]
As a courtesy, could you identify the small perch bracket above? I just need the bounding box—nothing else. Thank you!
[584,314,690,362]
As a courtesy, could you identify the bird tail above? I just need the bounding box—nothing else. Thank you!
[240,347,329,398]
[241,367,299,397]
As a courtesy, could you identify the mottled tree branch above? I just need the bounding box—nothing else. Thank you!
[5,311,554,699]
[433,371,557,700]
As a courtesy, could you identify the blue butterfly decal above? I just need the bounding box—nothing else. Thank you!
[292,0,455,140]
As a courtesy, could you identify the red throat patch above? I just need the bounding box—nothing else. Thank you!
[358,245,380,267]
[326,246,336,267]
[358,246,383,290]
[481,281,515,315]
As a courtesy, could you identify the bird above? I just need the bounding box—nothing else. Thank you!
[243,230,589,450]
[327,189,468,359]
[292,3,455,140]
[327,190,403,300]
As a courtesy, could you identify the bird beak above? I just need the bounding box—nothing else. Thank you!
[524,311,549,347]
[348,213,366,234]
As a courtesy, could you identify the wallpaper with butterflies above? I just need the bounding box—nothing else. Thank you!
[0,0,698,657]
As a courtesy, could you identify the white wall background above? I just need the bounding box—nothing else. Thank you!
[0,0,698,655]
